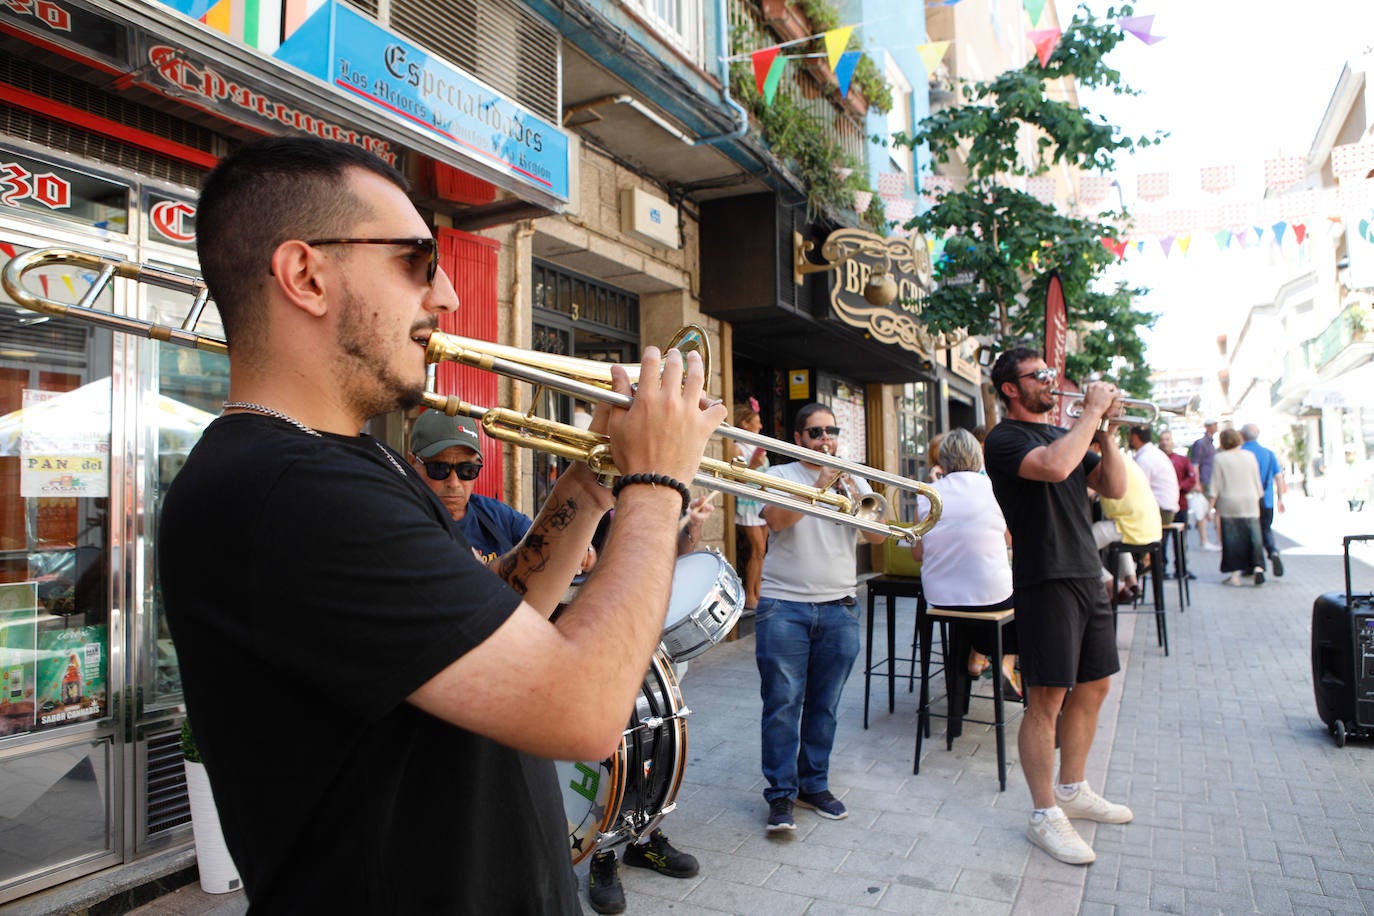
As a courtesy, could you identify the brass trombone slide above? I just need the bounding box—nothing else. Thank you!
[3,246,941,542]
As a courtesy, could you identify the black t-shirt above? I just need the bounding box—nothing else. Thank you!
[159,414,579,914]
[983,419,1102,587]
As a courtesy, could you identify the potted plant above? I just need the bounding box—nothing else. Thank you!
[181,720,243,894]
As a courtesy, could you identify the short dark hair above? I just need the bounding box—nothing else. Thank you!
[1129,425,1153,444]
[990,346,1043,407]
[196,137,410,352]
[793,402,833,435]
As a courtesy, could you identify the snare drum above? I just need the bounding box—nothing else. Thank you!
[660,550,745,662]
[557,649,689,863]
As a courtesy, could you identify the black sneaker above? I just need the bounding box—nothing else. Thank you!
[766,797,796,832]
[1254,569,1265,585]
[1270,552,1284,577]
[587,850,625,915]
[623,829,699,878]
[796,790,848,820]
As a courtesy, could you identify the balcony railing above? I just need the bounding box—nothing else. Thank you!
[1314,302,1369,370]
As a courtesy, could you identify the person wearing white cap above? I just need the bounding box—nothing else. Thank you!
[408,410,531,563]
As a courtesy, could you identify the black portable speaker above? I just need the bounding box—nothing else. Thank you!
[1311,534,1374,746]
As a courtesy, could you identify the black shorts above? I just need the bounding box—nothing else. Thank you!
[1013,577,1120,688]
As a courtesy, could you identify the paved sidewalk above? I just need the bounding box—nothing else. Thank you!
[121,494,1374,914]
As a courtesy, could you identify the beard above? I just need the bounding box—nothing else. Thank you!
[1024,388,1057,415]
[336,280,430,419]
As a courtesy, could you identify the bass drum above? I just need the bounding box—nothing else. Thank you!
[557,649,689,864]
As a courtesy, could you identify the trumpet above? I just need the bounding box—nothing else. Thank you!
[1053,390,1201,428]
[3,247,941,542]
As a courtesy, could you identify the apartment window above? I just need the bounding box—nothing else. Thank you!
[885,53,913,176]
[623,0,705,65]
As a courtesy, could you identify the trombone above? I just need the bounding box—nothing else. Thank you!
[3,247,941,542]
[1054,390,1202,428]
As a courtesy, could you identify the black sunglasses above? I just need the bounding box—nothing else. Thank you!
[421,460,482,482]
[305,237,439,286]
[804,426,841,440]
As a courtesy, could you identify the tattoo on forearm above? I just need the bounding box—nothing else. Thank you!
[547,498,577,531]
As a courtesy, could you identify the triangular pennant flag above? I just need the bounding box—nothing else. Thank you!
[1160,235,1174,257]
[1099,237,1117,256]
[762,55,788,105]
[931,238,947,263]
[1023,0,1047,26]
[1214,229,1232,250]
[1136,240,1145,254]
[823,27,855,72]
[1177,235,1192,255]
[1272,221,1288,244]
[202,0,232,35]
[752,47,781,96]
[1253,226,1265,243]
[1294,223,1307,244]
[1028,28,1062,67]
[834,50,861,98]
[916,41,951,75]
[1118,15,1164,44]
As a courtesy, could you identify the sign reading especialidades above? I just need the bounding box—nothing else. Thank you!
[275,2,569,202]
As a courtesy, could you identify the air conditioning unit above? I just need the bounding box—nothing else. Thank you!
[619,187,679,250]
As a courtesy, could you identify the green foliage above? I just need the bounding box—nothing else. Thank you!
[896,2,1165,386]
[731,65,871,220]
[181,718,200,763]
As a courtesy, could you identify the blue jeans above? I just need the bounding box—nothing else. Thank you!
[754,597,861,801]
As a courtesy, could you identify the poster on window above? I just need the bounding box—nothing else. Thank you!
[17,386,110,498]
[0,582,39,738]
[34,625,107,729]
[825,387,867,466]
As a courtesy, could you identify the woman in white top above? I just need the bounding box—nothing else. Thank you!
[911,428,1019,695]
[1207,427,1265,586]
[732,403,769,609]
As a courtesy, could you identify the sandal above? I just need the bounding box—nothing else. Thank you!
[967,650,990,678]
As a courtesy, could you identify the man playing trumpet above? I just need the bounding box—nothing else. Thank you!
[983,348,1133,866]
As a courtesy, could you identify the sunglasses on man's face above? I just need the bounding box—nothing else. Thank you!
[804,426,841,440]
[421,460,482,482]
[304,237,439,286]
[1018,367,1058,383]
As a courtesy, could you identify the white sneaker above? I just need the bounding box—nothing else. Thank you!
[1203,543,1221,552]
[1027,809,1095,865]
[1057,784,1134,824]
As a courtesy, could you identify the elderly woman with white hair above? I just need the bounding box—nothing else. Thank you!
[911,428,1019,697]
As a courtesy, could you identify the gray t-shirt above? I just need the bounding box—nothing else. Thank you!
[759,460,872,602]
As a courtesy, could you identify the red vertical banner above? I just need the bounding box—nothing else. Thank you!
[1044,271,1071,428]
[436,228,503,499]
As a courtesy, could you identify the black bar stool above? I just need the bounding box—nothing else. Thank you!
[863,574,924,729]
[1104,540,1169,655]
[1162,521,1190,609]
[914,605,1020,791]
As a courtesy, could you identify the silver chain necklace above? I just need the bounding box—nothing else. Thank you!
[222,401,408,477]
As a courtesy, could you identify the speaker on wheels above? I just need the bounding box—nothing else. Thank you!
[1311,534,1374,746]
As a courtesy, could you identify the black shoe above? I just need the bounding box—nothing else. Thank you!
[796,790,848,820]
[766,797,796,832]
[1270,553,1284,577]
[623,829,699,878]
[1185,572,1198,581]
[588,850,625,914]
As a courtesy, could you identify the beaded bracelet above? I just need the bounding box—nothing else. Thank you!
[611,472,691,516]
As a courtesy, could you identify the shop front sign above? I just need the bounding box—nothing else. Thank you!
[275,1,570,202]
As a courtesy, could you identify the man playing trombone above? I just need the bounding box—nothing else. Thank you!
[983,347,1133,866]
[158,136,725,912]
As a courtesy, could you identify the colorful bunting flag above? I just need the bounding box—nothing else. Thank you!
[834,50,861,98]
[1294,223,1307,244]
[1027,28,1062,67]
[1213,229,1232,250]
[1023,0,1046,26]
[1272,221,1288,244]
[752,47,781,96]
[1177,235,1192,255]
[1264,155,1306,192]
[823,27,855,72]
[762,55,787,105]
[1160,235,1174,257]
[1117,15,1164,44]
[916,41,951,76]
